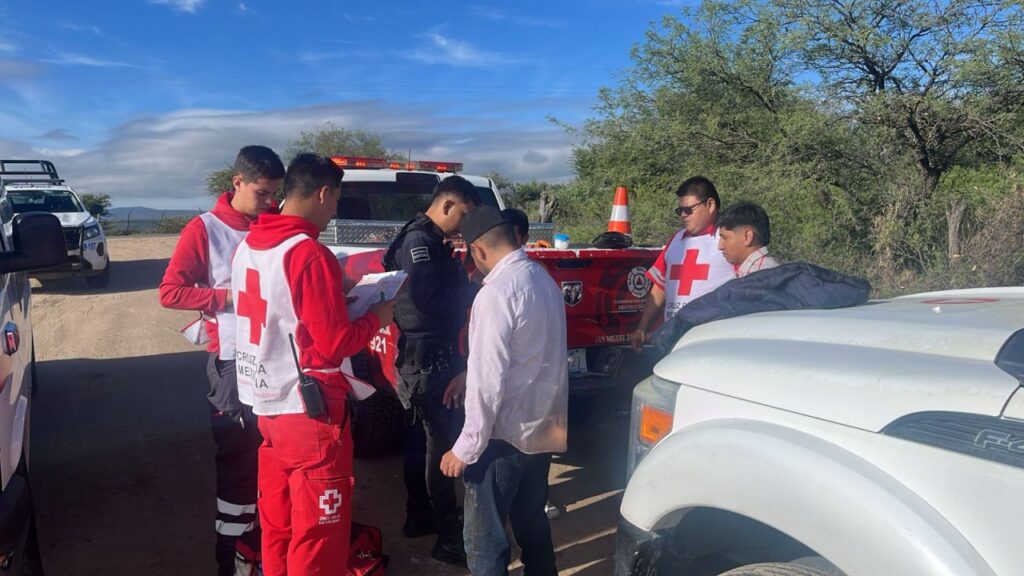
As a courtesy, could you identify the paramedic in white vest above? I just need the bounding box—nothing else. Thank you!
[159,145,283,575]
[232,153,394,576]
[631,176,734,352]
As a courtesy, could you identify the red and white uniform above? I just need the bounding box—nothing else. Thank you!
[159,192,254,356]
[159,191,272,572]
[232,214,380,576]
[647,225,734,321]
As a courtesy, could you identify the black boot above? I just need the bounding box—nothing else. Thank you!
[402,507,438,539]
[430,515,467,566]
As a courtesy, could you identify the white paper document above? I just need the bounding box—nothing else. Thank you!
[181,314,211,345]
[341,357,377,400]
[346,271,407,320]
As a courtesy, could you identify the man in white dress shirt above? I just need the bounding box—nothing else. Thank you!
[440,205,568,576]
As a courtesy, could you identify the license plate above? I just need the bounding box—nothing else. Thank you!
[83,241,97,251]
[568,348,587,374]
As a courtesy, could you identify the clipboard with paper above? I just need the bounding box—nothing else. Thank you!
[342,270,406,399]
[345,271,407,320]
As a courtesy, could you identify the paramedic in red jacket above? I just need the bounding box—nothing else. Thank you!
[232,153,395,575]
[158,145,284,575]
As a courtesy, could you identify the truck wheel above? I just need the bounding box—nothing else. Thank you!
[348,352,406,458]
[85,260,111,289]
[351,389,406,458]
[719,562,835,576]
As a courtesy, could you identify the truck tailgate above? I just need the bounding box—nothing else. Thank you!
[527,248,660,348]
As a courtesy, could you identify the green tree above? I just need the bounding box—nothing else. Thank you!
[485,171,567,221]
[567,0,1024,293]
[206,125,404,196]
[206,164,235,197]
[79,193,112,217]
[284,123,402,162]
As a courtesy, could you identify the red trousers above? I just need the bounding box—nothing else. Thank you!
[257,400,353,576]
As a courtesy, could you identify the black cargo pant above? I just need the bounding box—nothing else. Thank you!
[207,355,262,576]
[400,365,465,539]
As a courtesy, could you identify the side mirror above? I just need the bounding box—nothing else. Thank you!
[0,212,67,275]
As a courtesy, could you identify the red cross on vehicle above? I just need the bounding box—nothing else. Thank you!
[236,268,267,345]
[669,249,710,296]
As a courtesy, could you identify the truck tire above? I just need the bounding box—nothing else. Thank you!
[718,562,833,576]
[351,389,406,457]
[85,259,111,289]
[349,352,406,458]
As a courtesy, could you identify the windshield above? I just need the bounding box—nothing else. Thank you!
[337,172,499,222]
[6,189,83,214]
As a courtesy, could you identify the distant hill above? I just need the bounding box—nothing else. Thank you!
[106,207,201,220]
[102,206,203,234]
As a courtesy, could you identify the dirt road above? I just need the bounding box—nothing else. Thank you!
[28,235,634,575]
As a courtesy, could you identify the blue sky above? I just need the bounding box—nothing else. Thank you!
[0,0,693,208]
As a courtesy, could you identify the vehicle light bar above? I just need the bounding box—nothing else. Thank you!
[415,160,463,173]
[330,156,389,169]
[329,156,463,173]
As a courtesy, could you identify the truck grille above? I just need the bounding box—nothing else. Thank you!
[321,219,555,246]
[63,227,81,250]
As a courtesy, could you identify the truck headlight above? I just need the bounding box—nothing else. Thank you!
[84,224,102,240]
[627,375,679,478]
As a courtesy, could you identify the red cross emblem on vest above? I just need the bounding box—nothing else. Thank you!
[669,249,710,296]
[236,268,267,345]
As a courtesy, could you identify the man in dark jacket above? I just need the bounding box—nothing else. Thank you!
[383,175,480,565]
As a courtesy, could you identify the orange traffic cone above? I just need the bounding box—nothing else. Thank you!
[607,186,632,235]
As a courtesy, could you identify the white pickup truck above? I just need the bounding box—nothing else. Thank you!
[0,210,66,575]
[0,160,111,289]
[616,288,1024,576]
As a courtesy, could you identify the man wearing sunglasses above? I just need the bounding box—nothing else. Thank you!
[631,176,734,352]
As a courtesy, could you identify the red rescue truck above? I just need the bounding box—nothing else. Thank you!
[322,156,661,455]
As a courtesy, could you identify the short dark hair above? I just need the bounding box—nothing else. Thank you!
[676,176,720,208]
[283,153,344,200]
[501,208,529,238]
[476,222,518,249]
[234,145,285,182]
[432,175,481,206]
[718,201,771,246]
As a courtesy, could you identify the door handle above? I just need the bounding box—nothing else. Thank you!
[3,322,19,355]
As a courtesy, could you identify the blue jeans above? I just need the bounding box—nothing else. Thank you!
[463,441,556,576]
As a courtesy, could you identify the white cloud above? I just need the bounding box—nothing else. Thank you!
[471,6,561,28]
[23,101,574,209]
[60,22,104,36]
[404,33,520,69]
[32,147,87,158]
[149,0,204,14]
[43,52,140,68]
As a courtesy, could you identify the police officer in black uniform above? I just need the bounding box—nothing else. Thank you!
[383,175,480,565]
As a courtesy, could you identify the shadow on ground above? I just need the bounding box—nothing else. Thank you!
[31,350,214,576]
[33,258,169,296]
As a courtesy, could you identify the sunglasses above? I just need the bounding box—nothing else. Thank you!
[674,200,706,216]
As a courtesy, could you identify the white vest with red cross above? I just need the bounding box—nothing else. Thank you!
[231,233,311,415]
[199,212,248,360]
[651,228,734,321]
